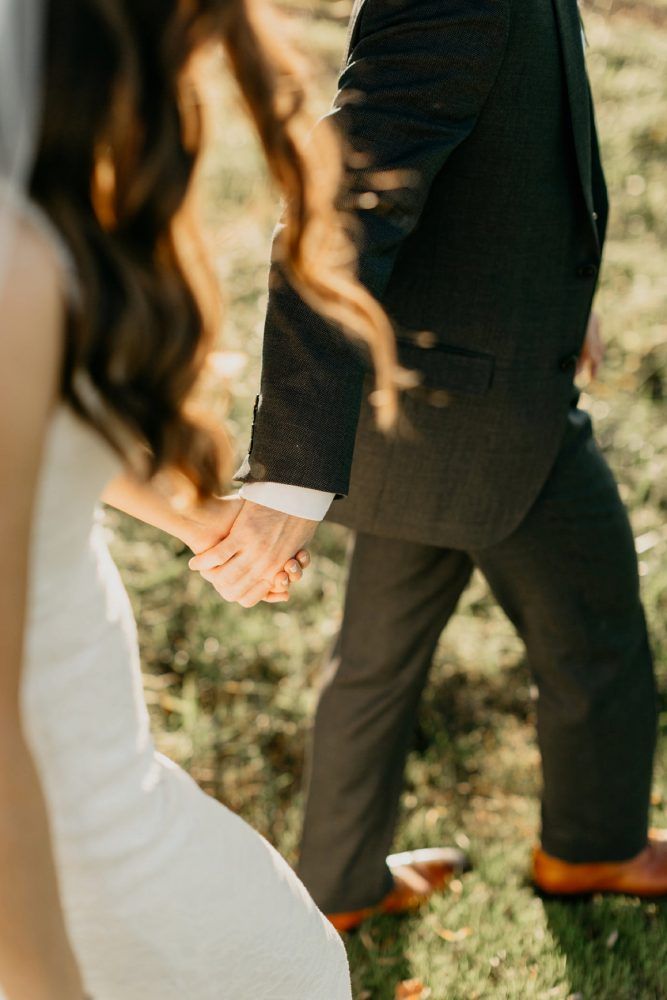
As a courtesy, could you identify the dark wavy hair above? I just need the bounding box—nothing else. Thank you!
[30,0,398,496]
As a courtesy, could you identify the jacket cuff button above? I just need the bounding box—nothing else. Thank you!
[576,263,598,278]
[559,353,578,372]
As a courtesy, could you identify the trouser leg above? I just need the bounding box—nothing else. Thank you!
[472,403,656,863]
[298,533,473,912]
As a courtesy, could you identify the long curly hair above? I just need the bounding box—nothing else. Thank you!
[30,0,398,496]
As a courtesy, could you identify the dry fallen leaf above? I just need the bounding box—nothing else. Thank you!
[359,929,376,952]
[435,926,473,942]
[606,929,619,949]
[395,979,431,999]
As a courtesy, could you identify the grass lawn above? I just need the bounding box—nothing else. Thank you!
[107,2,667,996]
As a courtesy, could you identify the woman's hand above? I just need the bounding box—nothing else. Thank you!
[261,549,311,603]
[179,495,245,555]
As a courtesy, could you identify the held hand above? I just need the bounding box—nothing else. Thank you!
[577,311,604,379]
[178,496,245,555]
[188,501,317,608]
[262,548,311,604]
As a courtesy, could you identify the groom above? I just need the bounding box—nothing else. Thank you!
[192,0,665,924]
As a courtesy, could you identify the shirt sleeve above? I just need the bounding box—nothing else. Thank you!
[239,481,335,521]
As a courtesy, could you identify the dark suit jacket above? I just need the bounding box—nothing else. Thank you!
[236,0,609,549]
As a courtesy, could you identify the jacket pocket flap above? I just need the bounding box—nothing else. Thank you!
[397,339,495,395]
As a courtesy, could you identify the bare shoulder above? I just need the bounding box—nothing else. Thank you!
[0,213,66,373]
[2,213,65,331]
[0,212,68,444]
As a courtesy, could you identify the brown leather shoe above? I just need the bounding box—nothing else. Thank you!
[533,831,667,898]
[327,846,470,932]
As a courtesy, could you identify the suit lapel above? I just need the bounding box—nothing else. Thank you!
[552,0,599,247]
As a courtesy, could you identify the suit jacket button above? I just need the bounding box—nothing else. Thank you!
[559,353,578,372]
[576,263,598,278]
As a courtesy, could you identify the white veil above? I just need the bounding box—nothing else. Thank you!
[0,0,46,294]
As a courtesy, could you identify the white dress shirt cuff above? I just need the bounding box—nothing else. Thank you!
[239,482,335,521]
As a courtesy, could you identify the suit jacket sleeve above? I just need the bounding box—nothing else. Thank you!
[236,0,510,496]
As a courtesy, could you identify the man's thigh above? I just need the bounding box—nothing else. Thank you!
[471,402,646,677]
[333,532,474,688]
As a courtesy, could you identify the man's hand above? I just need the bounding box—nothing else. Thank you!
[188,500,317,608]
[578,311,604,379]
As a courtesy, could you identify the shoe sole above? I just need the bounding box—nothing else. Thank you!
[387,846,471,873]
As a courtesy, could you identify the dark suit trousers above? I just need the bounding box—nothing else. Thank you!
[297,403,657,913]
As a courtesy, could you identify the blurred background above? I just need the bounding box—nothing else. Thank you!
[106,1,666,997]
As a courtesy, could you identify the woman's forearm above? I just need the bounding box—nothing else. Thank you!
[102,473,197,545]
[0,729,85,1000]
[102,472,242,553]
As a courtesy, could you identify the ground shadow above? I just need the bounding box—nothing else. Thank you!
[543,894,667,999]
[345,914,416,1000]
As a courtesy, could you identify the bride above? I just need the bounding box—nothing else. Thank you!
[0,1,398,997]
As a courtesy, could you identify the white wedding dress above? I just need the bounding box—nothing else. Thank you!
[11,207,351,1000]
